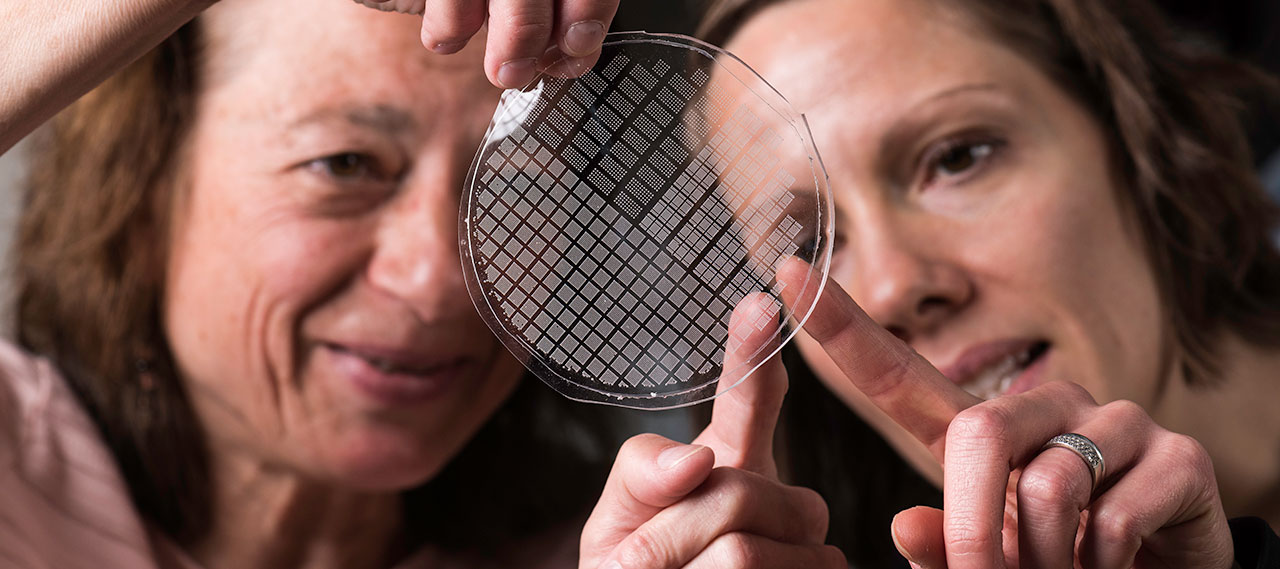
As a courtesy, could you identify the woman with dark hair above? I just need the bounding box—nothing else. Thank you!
[645,0,1279,565]
[578,0,1279,567]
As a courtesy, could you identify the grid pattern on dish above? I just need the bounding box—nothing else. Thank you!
[470,49,805,394]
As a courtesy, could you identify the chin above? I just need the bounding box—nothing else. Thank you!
[317,428,468,492]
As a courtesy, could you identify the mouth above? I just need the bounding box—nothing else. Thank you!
[321,342,471,405]
[955,341,1050,400]
[324,343,455,376]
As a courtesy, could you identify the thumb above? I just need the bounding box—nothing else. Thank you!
[892,506,948,569]
[579,435,715,567]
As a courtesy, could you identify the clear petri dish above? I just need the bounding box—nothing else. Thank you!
[461,32,833,409]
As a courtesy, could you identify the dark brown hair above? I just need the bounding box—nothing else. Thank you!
[16,19,614,549]
[701,0,1280,386]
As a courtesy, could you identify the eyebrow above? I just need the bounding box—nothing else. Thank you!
[875,82,1006,180]
[287,104,417,134]
[915,82,1001,106]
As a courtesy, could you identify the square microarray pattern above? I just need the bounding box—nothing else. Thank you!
[469,50,806,395]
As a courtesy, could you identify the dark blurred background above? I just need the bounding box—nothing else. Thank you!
[1160,0,1280,197]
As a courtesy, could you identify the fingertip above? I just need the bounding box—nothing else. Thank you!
[656,443,713,472]
[739,291,782,320]
[727,292,782,350]
[616,436,715,509]
[428,37,469,55]
[775,256,823,309]
[561,19,606,58]
[891,506,946,568]
[642,443,714,506]
[776,255,811,282]
[496,58,538,89]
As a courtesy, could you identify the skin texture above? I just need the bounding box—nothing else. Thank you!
[163,1,522,566]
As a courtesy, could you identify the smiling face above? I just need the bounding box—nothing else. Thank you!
[727,0,1172,470]
[163,0,521,490]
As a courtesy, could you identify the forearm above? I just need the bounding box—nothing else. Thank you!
[0,0,214,153]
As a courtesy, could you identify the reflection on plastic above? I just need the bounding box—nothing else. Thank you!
[461,33,833,409]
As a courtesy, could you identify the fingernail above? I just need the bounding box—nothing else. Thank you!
[602,561,623,569]
[890,524,913,562]
[497,58,537,88]
[891,524,928,569]
[564,20,606,57]
[656,444,706,470]
[431,40,467,54]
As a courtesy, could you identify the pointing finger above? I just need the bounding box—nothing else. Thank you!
[776,256,978,458]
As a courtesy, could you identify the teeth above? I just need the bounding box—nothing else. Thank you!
[963,347,1033,400]
[1015,346,1035,366]
[365,355,439,376]
[327,343,438,375]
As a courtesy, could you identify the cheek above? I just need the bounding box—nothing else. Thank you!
[301,349,524,490]
[976,179,1166,402]
[164,186,364,437]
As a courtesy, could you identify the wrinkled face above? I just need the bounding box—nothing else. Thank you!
[165,0,521,490]
[728,0,1171,461]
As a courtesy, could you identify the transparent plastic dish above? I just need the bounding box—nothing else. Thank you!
[461,32,833,409]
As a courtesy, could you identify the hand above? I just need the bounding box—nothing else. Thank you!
[775,258,1235,569]
[579,294,846,568]
[353,0,619,88]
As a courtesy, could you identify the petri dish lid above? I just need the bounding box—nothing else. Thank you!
[461,32,833,409]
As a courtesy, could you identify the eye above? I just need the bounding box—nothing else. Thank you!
[921,137,1002,186]
[795,235,819,263]
[937,143,989,174]
[309,152,381,180]
[297,151,404,215]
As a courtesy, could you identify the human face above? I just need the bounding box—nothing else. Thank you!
[728,0,1171,465]
[164,0,521,490]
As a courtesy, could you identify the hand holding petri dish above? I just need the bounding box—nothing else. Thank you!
[461,32,833,409]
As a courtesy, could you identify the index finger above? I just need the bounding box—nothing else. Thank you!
[692,292,787,477]
[776,257,978,457]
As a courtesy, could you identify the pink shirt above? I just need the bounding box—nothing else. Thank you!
[0,342,576,568]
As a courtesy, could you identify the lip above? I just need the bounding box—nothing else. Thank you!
[321,342,471,406]
[938,338,1049,398]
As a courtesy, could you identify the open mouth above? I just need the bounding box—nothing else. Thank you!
[963,341,1049,400]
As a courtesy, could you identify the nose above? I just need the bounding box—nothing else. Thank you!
[366,162,470,322]
[843,217,972,342]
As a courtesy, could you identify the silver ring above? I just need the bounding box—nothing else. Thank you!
[1041,433,1106,495]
